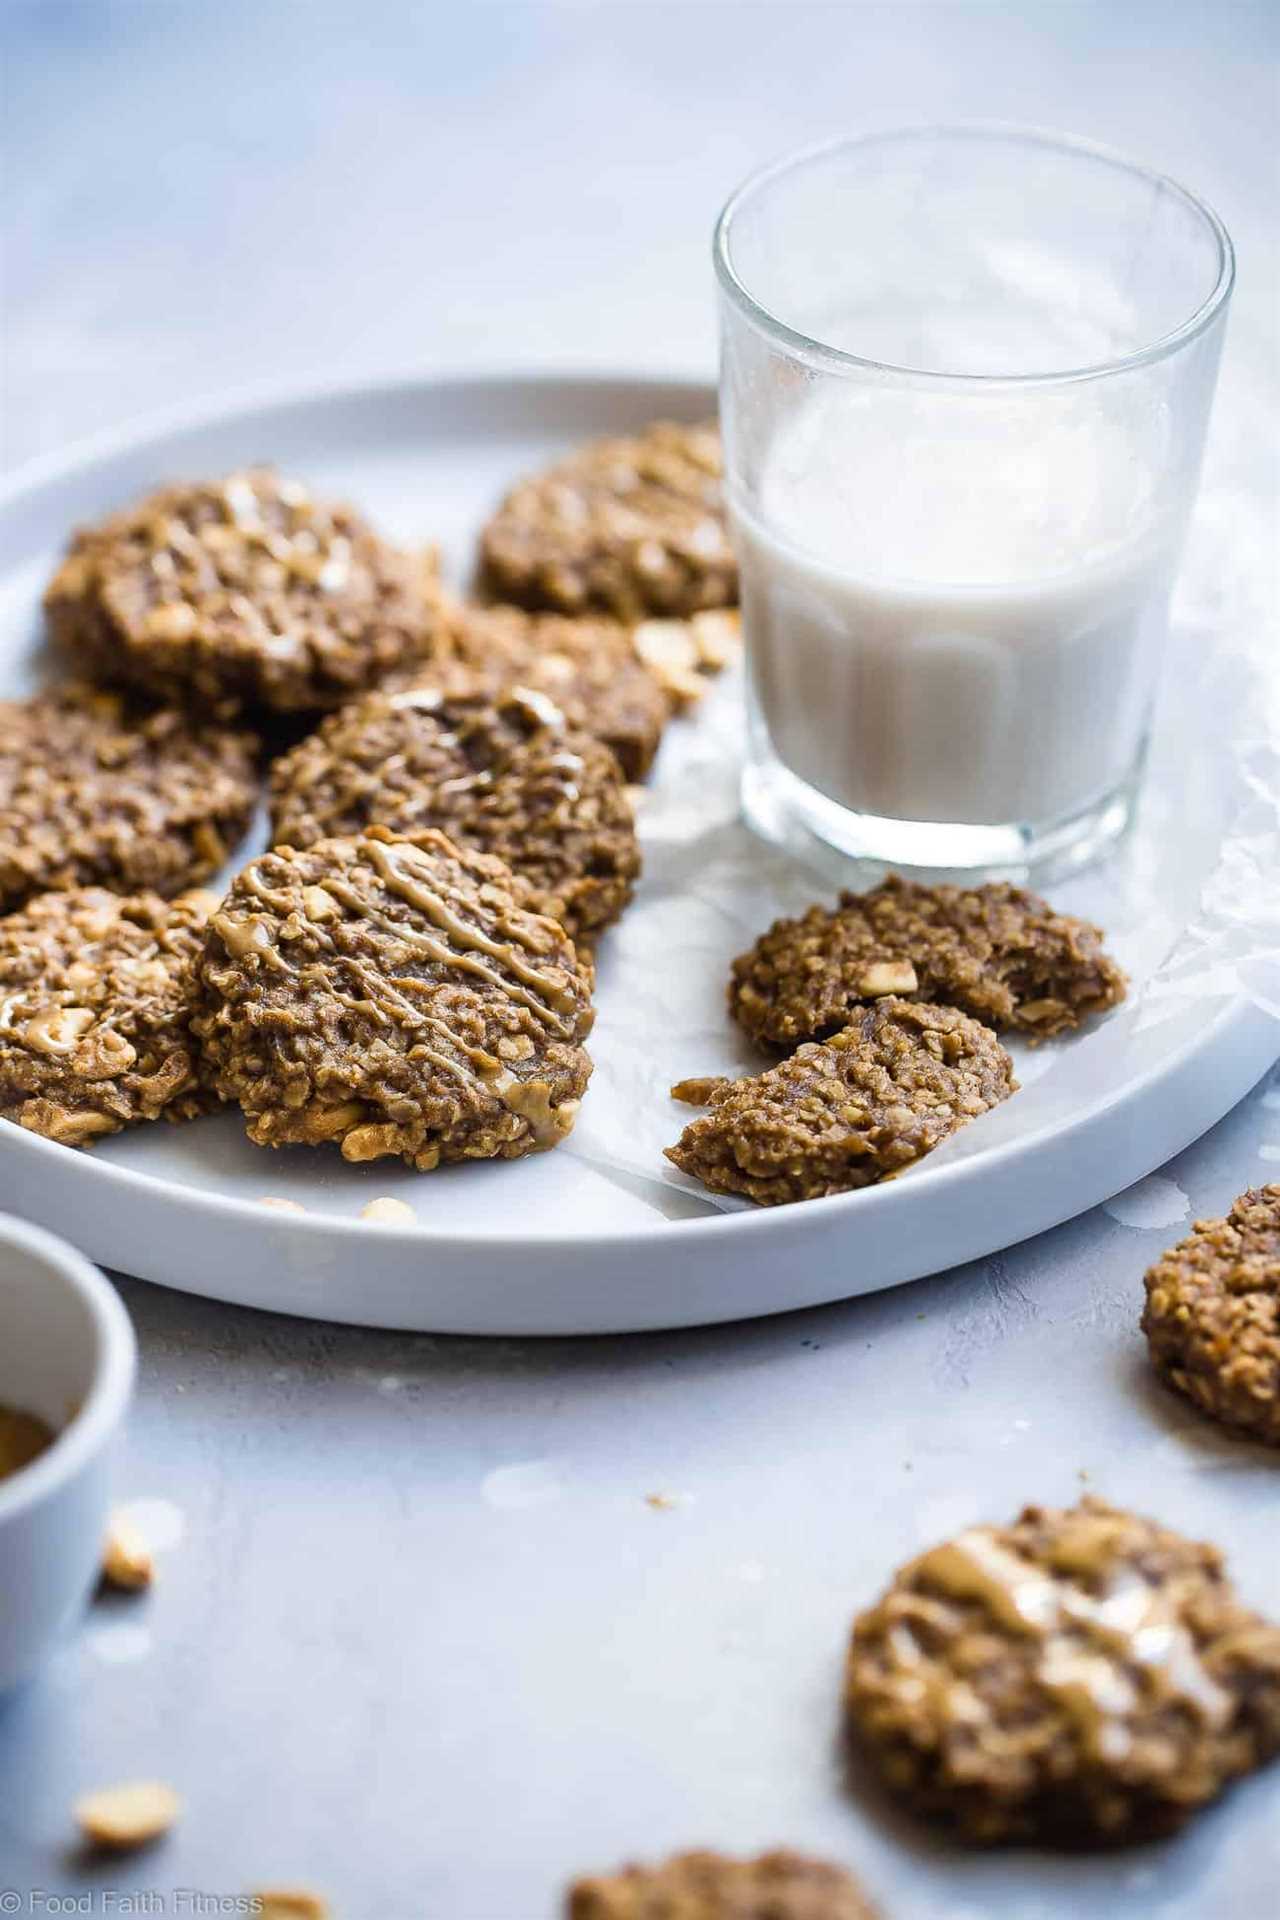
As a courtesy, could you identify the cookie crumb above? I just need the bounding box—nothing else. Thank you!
[250,1893,330,1920]
[360,1196,417,1224]
[645,1491,680,1511]
[633,619,708,707]
[688,607,741,671]
[101,1515,154,1592]
[259,1196,306,1213]
[75,1780,180,1851]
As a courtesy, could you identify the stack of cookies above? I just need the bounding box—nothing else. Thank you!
[0,426,740,1174]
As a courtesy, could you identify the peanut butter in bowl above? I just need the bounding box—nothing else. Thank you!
[0,1403,55,1483]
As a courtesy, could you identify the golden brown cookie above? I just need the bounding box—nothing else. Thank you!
[845,1496,1280,1845]
[730,876,1126,1051]
[666,998,1015,1206]
[193,828,594,1169]
[0,684,258,915]
[45,469,439,717]
[566,1849,880,1919]
[479,420,736,621]
[1141,1185,1280,1445]
[397,600,675,780]
[0,887,218,1146]
[268,685,639,944]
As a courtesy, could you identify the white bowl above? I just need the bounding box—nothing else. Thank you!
[0,1214,136,1691]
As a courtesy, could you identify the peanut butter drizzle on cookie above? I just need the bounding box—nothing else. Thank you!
[212,910,278,964]
[364,838,578,1024]
[224,846,583,1151]
[318,863,572,1041]
[371,972,571,1147]
[905,1518,1233,1760]
[367,970,509,1100]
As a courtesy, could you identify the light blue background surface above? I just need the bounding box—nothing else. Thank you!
[1,4,1278,1916]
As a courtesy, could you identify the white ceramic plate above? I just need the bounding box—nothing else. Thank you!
[0,373,1274,1333]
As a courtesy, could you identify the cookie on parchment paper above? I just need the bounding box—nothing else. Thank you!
[730,876,1126,1052]
[666,997,1016,1207]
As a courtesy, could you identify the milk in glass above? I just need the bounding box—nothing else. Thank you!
[736,382,1177,827]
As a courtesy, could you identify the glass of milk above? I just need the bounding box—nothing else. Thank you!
[715,127,1234,878]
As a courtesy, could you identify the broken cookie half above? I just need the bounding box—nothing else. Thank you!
[666,998,1016,1206]
[730,875,1126,1051]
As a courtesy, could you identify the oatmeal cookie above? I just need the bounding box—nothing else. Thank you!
[397,601,675,780]
[1141,1185,1280,1445]
[45,469,439,717]
[0,887,218,1146]
[666,998,1015,1206]
[0,684,258,915]
[731,876,1126,1050]
[479,420,736,620]
[846,1495,1280,1845]
[193,827,594,1169]
[566,1849,879,1918]
[268,685,639,943]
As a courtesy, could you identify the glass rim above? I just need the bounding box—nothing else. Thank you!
[713,122,1235,387]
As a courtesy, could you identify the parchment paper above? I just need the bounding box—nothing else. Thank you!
[569,420,1280,1216]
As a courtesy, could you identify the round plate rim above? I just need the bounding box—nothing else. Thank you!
[0,990,1262,1253]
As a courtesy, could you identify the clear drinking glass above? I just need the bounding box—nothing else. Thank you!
[714,126,1234,878]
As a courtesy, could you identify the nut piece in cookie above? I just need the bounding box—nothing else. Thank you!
[1142,1184,1280,1445]
[631,609,741,709]
[193,827,594,1170]
[845,1495,1280,1845]
[479,420,736,621]
[0,684,258,915]
[566,1849,880,1919]
[666,998,1015,1206]
[45,468,440,717]
[399,600,676,781]
[269,685,639,944]
[731,875,1126,1050]
[0,887,218,1147]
